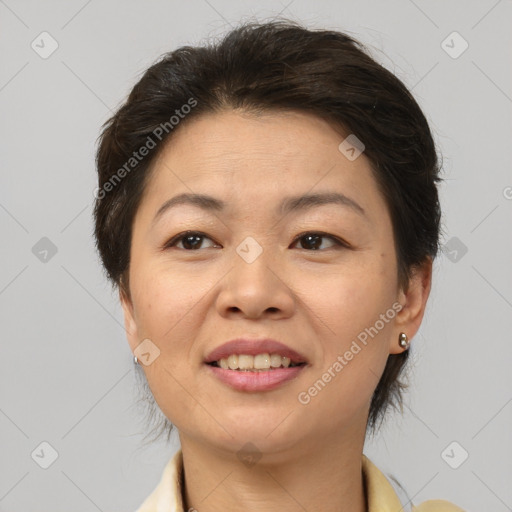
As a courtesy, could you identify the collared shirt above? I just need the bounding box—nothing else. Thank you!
[135,450,465,512]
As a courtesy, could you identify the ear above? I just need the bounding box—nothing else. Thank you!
[389,257,433,355]
[119,285,140,353]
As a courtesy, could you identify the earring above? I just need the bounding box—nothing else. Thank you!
[133,355,139,365]
[398,332,409,350]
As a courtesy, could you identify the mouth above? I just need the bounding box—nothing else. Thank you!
[204,337,308,366]
[204,338,308,392]
[206,353,306,371]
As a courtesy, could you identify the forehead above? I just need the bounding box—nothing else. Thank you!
[139,109,386,221]
[166,108,341,151]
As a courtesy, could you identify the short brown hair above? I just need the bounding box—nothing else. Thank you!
[94,19,442,442]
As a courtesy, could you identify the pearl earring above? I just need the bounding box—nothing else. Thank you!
[398,332,409,350]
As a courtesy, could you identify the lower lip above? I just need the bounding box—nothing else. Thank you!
[205,364,306,392]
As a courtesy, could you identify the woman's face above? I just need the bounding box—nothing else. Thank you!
[121,109,430,457]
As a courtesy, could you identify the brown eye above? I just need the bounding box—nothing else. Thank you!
[164,231,218,250]
[291,232,347,251]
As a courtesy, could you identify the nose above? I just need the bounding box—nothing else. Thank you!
[215,246,296,320]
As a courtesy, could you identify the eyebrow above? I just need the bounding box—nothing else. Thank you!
[152,191,365,226]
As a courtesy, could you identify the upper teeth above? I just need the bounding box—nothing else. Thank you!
[217,353,295,370]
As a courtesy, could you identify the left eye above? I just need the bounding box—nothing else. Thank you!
[290,232,347,251]
[164,231,218,250]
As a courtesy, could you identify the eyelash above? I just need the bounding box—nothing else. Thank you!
[162,230,350,251]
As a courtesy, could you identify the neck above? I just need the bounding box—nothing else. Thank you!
[179,427,367,512]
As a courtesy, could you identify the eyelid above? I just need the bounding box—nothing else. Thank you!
[162,230,351,251]
[290,231,351,249]
[161,230,218,250]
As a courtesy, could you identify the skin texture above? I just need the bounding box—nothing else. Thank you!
[121,109,432,512]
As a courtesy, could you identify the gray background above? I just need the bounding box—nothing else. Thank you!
[1,0,511,510]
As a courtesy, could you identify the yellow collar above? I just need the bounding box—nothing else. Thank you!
[135,449,463,512]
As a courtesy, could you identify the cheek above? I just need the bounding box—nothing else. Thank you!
[298,284,396,424]
[304,255,397,394]
[131,260,206,342]
[130,265,211,427]
[306,254,397,334]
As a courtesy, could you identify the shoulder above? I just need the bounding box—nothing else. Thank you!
[135,450,184,512]
[412,499,466,511]
[362,454,465,512]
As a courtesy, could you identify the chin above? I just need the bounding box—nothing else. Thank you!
[220,411,302,447]
[212,430,302,459]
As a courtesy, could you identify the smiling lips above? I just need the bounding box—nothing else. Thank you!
[204,338,308,391]
[205,337,307,366]
[215,353,300,371]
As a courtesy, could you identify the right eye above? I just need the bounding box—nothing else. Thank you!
[163,231,220,251]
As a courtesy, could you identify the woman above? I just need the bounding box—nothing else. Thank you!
[94,19,464,512]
